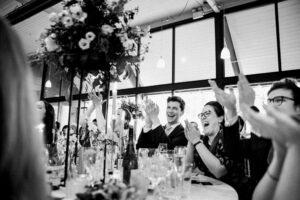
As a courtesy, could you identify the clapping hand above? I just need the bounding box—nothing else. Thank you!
[184,120,201,145]
[208,80,237,117]
[144,99,160,123]
[238,74,255,107]
[241,104,300,148]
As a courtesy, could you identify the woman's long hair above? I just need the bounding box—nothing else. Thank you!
[0,17,47,200]
[43,100,55,144]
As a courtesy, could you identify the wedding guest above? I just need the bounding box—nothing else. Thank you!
[184,101,244,195]
[136,96,188,149]
[242,103,300,200]
[36,100,56,145]
[209,77,271,200]
[36,100,59,164]
[241,77,300,200]
[0,17,47,200]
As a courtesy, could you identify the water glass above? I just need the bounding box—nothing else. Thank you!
[179,163,193,199]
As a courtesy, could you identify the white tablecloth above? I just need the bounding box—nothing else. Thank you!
[187,174,238,200]
[52,174,238,200]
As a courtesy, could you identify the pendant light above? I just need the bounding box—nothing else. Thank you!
[157,21,165,68]
[45,65,52,88]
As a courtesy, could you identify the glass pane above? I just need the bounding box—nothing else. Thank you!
[30,61,44,99]
[175,19,216,82]
[225,5,278,76]
[278,0,300,71]
[139,29,172,86]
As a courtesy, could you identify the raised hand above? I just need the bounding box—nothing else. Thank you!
[238,74,255,107]
[241,103,300,148]
[144,99,159,122]
[184,120,201,145]
[208,80,236,112]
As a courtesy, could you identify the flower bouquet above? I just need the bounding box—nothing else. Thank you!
[38,0,151,89]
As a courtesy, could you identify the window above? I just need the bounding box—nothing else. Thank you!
[225,5,278,76]
[278,0,300,71]
[139,29,173,86]
[175,19,216,82]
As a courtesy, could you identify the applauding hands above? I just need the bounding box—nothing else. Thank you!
[184,120,201,145]
[142,98,160,126]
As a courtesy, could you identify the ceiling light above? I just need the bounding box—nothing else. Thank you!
[221,46,230,59]
[45,80,52,88]
[157,56,166,68]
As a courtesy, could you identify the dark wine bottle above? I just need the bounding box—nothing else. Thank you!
[122,128,138,185]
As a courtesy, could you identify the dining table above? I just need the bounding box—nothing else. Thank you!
[51,173,238,200]
[186,174,238,200]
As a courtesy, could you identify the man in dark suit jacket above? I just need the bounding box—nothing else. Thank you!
[136,96,188,149]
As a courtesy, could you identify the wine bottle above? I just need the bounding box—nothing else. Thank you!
[122,128,138,185]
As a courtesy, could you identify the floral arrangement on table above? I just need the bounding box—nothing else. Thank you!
[76,179,146,200]
[38,0,151,89]
[120,99,142,119]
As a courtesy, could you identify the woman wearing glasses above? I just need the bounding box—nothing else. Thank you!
[185,101,244,194]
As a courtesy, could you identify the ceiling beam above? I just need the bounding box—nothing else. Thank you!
[6,0,61,25]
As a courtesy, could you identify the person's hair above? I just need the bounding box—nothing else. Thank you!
[167,96,185,111]
[42,100,55,144]
[267,78,300,106]
[62,125,69,131]
[204,101,225,119]
[55,121,60,130]
[0,17,47,200]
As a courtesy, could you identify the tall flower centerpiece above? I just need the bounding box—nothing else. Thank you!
[39,0,150,88]
[38,0,151,186]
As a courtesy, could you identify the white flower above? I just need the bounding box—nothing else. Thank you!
[44,37,59,52]
[58,10,69,18]
[114,22,122,29]
[78,38,90,50]
[101,24,114,35]
[122,39,136,50]
[50,33,57,38]
[69,3,82,14]
[48,12,59,23]
[85,32,96,41]
[62,16,73,27]
[70,3,87,22]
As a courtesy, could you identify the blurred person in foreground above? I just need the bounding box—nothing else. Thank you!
[0,17,47,200]
[240,77,300,200]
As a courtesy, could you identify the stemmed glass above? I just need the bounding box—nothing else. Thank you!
[82,147,99,184]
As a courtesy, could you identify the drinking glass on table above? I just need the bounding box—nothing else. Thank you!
[179,163,194,199]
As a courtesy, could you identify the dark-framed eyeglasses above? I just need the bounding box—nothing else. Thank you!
[198,110,211,119]
[267,96,295,106]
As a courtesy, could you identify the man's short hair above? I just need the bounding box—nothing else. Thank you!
[268,78,300,106]
[167,96,185,111]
